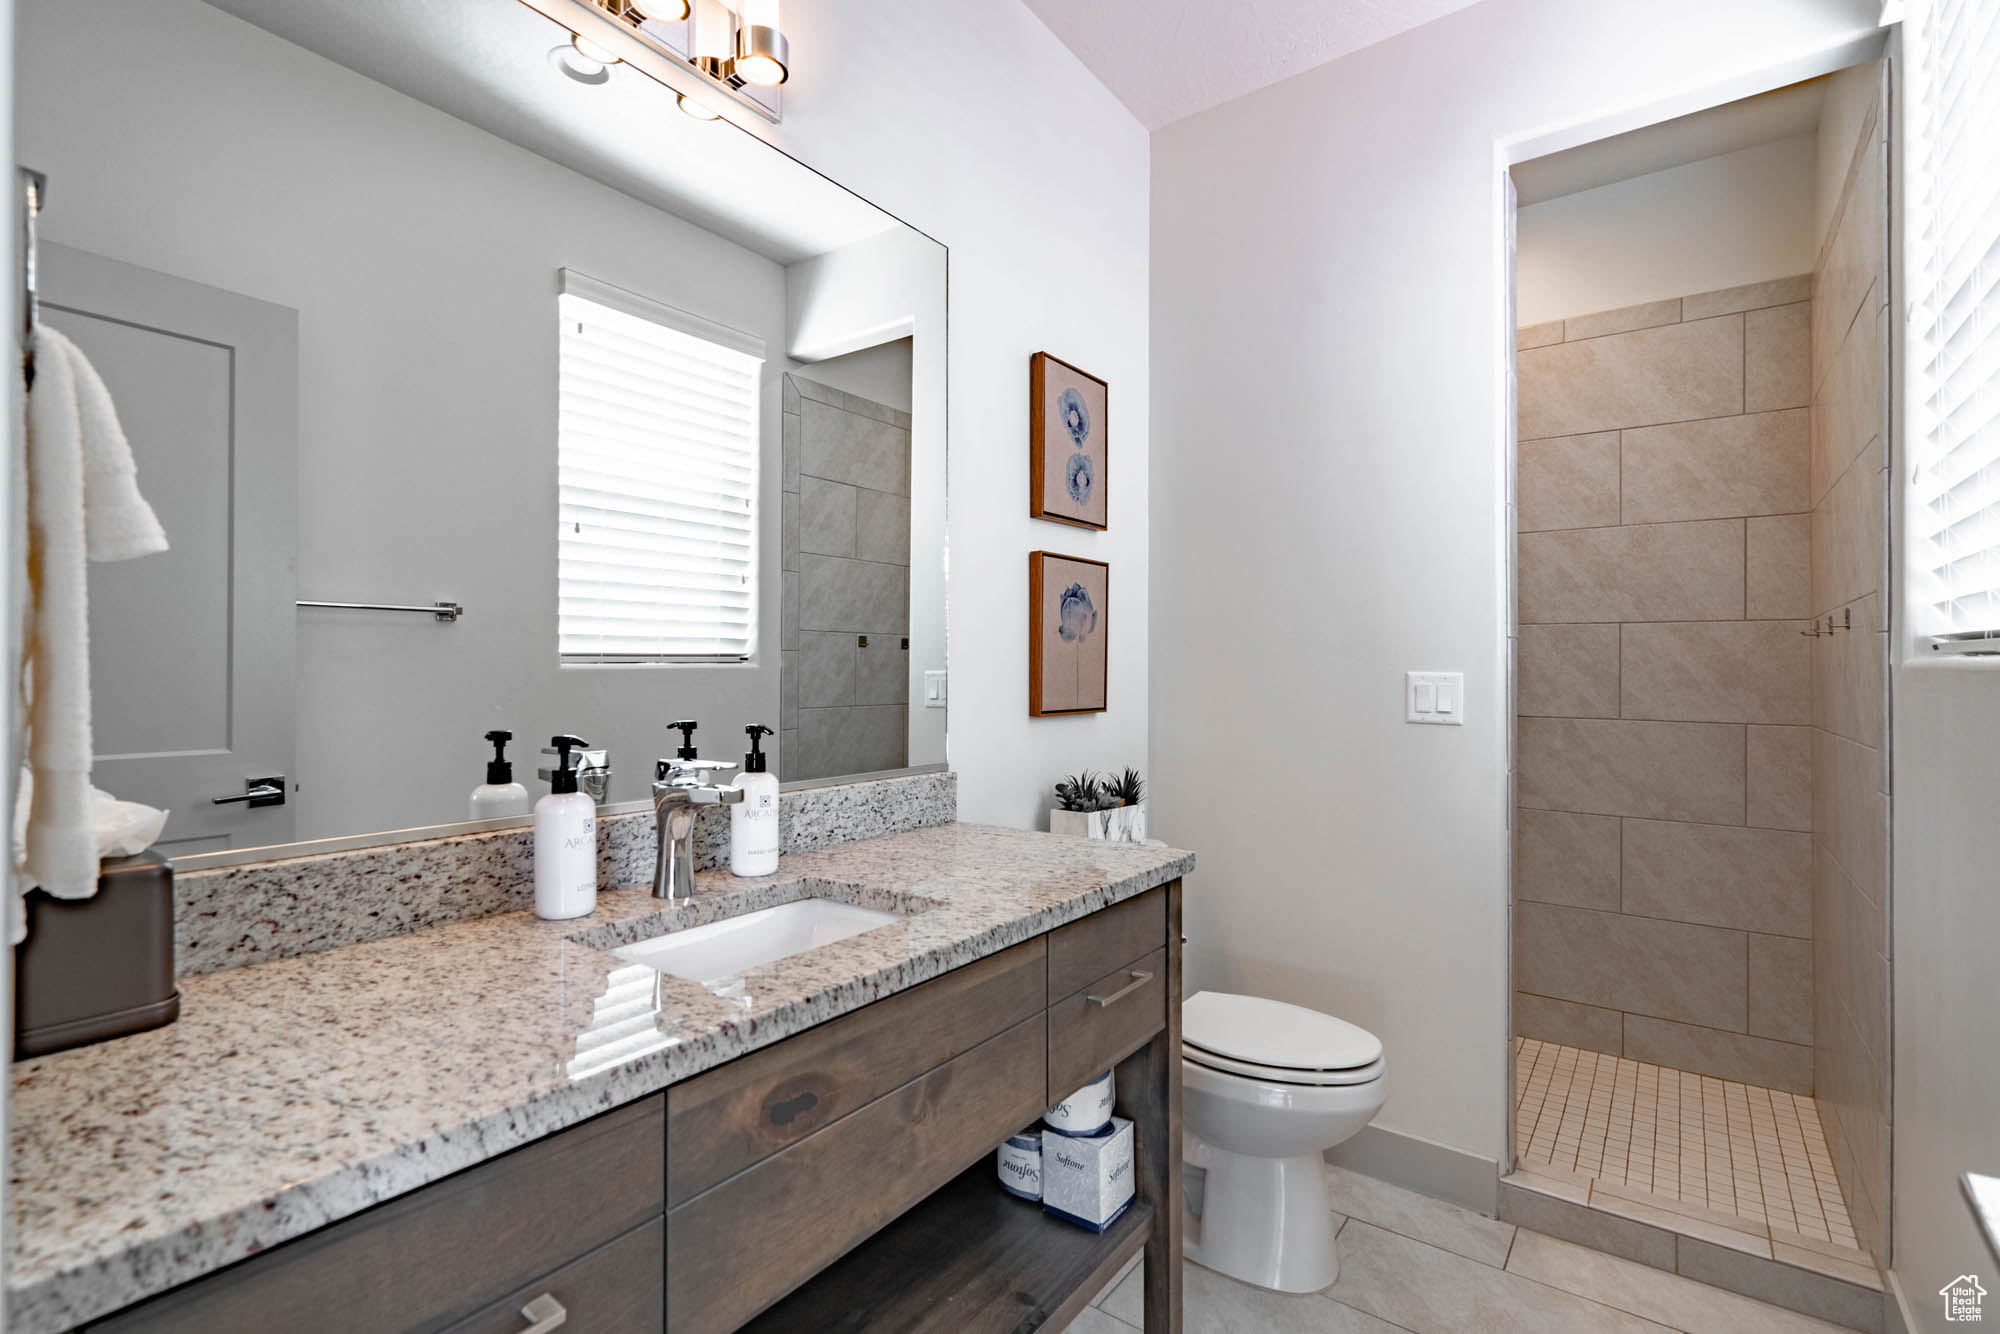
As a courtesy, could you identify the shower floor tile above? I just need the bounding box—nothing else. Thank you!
[1513,1037,1860,1253]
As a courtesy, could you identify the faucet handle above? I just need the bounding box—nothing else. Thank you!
[655,757,737,784]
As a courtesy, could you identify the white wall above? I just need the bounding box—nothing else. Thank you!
[1151,0,1880,1170]
[1816,56,1882,253]
[794,340,914,415]
[1516,132,1818,325]
[750,1,1152,830]
[20,0,794,839]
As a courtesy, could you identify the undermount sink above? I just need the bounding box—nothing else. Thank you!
[613,898,908,984]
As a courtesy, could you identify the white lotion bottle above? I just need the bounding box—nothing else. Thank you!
[470,729,532,820]
[535,734,598,920]
[730,724,780,877]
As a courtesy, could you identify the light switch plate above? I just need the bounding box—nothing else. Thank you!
[1406,671,1464,725]
[923,670,948,708]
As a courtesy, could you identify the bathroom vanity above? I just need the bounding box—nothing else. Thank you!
[7,822,1190,1333]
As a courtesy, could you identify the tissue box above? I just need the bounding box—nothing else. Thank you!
[1041,1116,1134,1232]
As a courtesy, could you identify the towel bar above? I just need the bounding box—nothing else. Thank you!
[297,599,463,622]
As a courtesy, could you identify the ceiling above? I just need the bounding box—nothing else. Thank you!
[1022,0,1488,131]
[1512,77,1829,206]
[200,0,902,263]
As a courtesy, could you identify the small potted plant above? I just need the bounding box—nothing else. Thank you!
[1050,767,1147,843]
[1105,766,1146,844]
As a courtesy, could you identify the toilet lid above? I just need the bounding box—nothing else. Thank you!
[1182,991,1383,1072]
[1184,1046,1386,1087]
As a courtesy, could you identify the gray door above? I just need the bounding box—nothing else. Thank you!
[41,242,298,855]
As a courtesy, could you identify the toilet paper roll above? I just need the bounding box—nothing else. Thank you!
[1043,1069,1116,1136]
[997,1132,1042,1200]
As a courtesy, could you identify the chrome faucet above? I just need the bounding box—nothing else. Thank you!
[652,757,742,902]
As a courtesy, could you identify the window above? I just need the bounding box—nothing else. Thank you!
[557,271,762,662]
[1907,0,2000,651]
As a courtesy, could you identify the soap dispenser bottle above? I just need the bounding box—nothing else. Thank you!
[470,729,532,820]
[535,734,598,920]
[730,724,779,878]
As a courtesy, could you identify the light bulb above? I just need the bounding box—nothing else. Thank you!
[692,0,731,61]
[547,43,611,85]
[571,33,622,64]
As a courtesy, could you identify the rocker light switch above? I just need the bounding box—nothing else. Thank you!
[1406,671,1465,726]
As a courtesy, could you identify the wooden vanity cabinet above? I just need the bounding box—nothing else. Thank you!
[79,881,1183,1334]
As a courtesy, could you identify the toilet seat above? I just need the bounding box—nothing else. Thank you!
[1183,990,1383,1078]
[1184,1046,1385,1087]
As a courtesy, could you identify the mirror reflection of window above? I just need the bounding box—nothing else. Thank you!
[556,278,763,665]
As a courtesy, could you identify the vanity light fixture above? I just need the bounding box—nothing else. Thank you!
[570,31,623,65]
[676,90,723,120]
[565,0,793,116]
[732,0,789,86]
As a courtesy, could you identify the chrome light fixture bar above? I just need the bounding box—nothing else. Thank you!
[524,0,789,123]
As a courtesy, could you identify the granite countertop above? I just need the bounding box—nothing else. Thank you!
[6,823,1193,1332]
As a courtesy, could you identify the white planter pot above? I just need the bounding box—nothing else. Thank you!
[1050,803,1146,842]
[1049,808,1114,839]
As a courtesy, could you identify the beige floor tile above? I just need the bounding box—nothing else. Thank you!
[1330,1221,1674,1333]
[1102,1258,1405,1333]
[1325,1164,1517,1267]
[1507,1229,1855,1332]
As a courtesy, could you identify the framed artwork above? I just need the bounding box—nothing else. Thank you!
[1029,552,1109,716]
[1030,351,1108,529]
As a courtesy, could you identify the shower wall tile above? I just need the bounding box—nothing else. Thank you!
[1620,819,1810,937]
[1813,109,1885,397]
[1681,273,1813,320]
[1810,299,1886,505]
[1622,1015,1813,1094]
[853,633,909,706]
[799,555,909,634]
[779,650,798,732]
[1517,717,1744,824]
[1812,729,1887,890]
[782,409,801,493]
[798,629,856,708]
[1744,302,1812,412]
[1513,991,1622,1056]
[1519,315,1744,438]
[1749,933,1814,1044]
[1519,520,1744,623]
[854,488,911,565]
[1619,409,1808,523]
[800,397,908,494]
[1811,593,1885,749]
[782,490,800,571]
[1745,515,1812,619]
[1564,297,1682,341]
[1618,621,1810,725]
[1810,436,1886,619]
[799,476,858,558]
[1515,902,1747,1032]
[796,704,907,778]
[1746,725,1812,832]
[1518,623,1619,718]
[1518,431,1619,532]
[1514,807,1621,911]
[1518,319,1565,350]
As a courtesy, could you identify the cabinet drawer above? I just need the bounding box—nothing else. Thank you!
[439,1219,662,1334]
[667,1013,1047,1334]
[1047,889,1165,1001]
[1048,947,1167,1098]
[90,1095,665,1334]
[668,938,1046,1205]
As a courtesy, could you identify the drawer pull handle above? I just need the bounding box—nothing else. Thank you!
[1086,969,1154,1008]
[520,1294,568,1332]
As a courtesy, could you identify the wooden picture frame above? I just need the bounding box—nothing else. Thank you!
[1029,551,1109,716]
[1030,352,1109,530]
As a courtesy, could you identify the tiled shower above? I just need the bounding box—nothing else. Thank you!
[1510,77,1892,1266]
[780,372,913,781]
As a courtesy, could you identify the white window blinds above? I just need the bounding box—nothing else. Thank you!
[557,274,762,662]
[1908,0,2000,650]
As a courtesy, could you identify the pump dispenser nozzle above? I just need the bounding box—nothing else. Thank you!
[668,720,699,760]
[743,724,773,773]
[483,729,514,785]
[548,734,589,795]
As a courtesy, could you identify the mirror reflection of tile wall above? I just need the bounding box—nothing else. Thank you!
[782,374,912,780]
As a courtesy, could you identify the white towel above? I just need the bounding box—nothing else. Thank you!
[14,324,169,941]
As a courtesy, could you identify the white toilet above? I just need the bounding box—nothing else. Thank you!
[1181,991,1386,1293]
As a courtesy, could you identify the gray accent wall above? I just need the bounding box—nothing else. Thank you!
[781,373,912,780]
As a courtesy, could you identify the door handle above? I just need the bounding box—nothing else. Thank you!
[1086,969,1154,1008]
[519,1294,567,1331]
[213,776,286,808]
